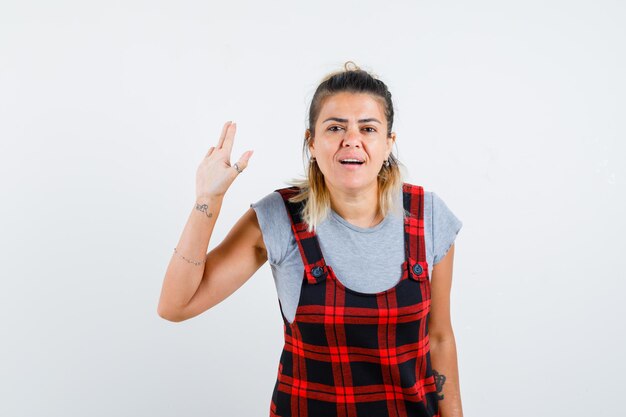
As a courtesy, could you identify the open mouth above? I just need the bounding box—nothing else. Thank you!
[339,158,365,165]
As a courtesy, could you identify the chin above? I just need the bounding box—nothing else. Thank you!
[330,177,377,192]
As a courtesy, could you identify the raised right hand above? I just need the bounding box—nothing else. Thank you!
[195,121,253,200]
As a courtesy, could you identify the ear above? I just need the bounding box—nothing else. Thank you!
[386,132,396,155]
[306,130,315,156]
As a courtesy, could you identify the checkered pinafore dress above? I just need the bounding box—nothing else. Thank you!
[270,183,440,417]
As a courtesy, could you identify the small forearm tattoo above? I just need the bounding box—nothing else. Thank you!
[195,203,213,219]
[433,369,446,400]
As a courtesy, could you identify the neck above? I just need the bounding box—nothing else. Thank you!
[327,182,382,228]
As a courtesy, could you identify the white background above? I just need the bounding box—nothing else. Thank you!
[1,0,624,416]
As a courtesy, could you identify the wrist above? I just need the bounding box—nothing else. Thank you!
[195,194,224,205]
[194,195,223,220]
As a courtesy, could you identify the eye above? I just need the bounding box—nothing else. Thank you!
[328,125,344,132]
[362,127,377,133]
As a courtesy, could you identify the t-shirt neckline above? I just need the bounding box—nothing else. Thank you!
[328,208,391,233]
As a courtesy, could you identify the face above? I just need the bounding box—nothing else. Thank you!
[308,92,396,194]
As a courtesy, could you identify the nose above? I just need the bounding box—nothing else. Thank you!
[341,126,361,148]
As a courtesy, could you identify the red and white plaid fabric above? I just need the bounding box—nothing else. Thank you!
[270,183,440,417]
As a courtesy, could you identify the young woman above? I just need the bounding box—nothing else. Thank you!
[158,63,464,417]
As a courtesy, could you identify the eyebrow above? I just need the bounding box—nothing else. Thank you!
[322,117,382,124]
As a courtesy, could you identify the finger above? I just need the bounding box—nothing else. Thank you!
[234,150,254,172]
[221,122,237,155]
[205,146,215,158]
[216,121,232,149]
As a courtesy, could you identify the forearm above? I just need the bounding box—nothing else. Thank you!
[157,196,223,319]
[430,335,463,417]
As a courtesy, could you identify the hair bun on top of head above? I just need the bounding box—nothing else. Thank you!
[341,61,383,81]
[320,61,378,84]
[343,60,360,71]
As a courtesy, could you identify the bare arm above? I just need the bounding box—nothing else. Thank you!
[428,243,464,417]
[157,121,259,322]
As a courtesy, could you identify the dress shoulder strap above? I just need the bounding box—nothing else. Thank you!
[402,183,430,281]
[275,187,328,284]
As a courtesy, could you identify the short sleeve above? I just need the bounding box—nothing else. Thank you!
[250,191,294,266]
[431,192,463,265]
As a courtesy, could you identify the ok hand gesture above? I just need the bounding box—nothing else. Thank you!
[196,121,253,200]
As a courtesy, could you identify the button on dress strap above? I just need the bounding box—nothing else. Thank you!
[402,183,430,281]
[275,187,327,284]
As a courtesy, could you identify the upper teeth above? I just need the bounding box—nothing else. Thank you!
[341,159,362,163]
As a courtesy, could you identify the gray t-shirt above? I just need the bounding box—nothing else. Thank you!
[251,187,463,324]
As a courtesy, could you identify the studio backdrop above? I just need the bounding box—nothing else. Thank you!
[1,0,624,416]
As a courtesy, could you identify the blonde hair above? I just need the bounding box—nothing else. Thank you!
[288,62,404,231]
